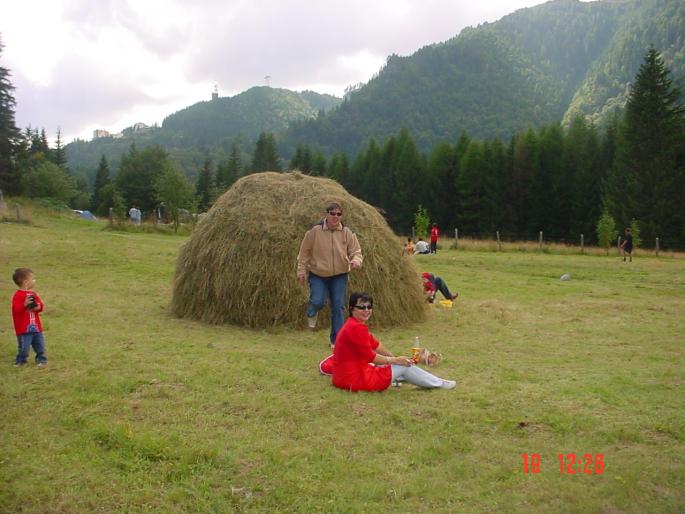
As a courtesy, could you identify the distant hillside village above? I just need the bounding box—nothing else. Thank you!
[92,122,158,141]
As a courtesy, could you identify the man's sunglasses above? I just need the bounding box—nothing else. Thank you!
[354,305,373,310]
[327,211,343,217]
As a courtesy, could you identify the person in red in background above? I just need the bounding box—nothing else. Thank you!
[422,272,458,303]
[332,292,456,391]
[430,223,439,254]
[11,268,48,367]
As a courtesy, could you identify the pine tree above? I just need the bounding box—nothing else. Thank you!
[216,144,242,191]
[90,155,111,215]
[53,127,67,168]
[0,36,21,194]
[605,48,685,243]
[250,132,281,172]
[195,158,214,211]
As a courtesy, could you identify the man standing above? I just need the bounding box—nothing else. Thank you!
[297,202,363,347]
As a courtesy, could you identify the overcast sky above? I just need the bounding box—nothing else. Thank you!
[2,0,558,143]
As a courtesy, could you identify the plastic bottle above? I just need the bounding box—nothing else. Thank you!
[412,336,422,363]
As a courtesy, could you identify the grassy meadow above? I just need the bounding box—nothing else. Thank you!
[1,205,684,513]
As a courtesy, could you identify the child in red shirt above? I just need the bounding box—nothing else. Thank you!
[11,268,48,367]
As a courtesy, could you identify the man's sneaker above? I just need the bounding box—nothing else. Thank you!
[307,313,318,329]
[13,362,26,368]
[440,380,457,390]
[451,292,459,301]
[37,362,47,367]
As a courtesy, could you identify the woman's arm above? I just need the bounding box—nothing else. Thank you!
[373,342,412,366]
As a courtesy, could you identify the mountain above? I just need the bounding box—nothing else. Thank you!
[66,0,685,177]
[282,0,685,155]
[65,87,340,180]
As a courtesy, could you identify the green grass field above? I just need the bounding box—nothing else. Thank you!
[1,207,684,513]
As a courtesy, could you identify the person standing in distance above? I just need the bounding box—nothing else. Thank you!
[297,203,363,347]
[621,227,633,262]
[430,223,439,254]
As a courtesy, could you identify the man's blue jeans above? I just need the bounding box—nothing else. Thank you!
[307,272,348,345]
[15,332,47,364]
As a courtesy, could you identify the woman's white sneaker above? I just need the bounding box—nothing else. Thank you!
[440,380,456,389]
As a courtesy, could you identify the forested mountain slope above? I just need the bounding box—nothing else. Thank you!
[283,0,684,155]
[65,87,339,180]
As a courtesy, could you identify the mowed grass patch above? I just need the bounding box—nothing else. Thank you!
[1,212,684,513]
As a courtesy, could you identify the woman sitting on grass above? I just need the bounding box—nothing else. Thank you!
[332,292,456,392]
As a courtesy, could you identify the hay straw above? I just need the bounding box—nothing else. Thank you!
[171,172,427,328]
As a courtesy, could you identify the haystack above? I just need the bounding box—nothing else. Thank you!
[171,172,427,328]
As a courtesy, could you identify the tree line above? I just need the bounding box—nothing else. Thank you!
[2,43,683,247]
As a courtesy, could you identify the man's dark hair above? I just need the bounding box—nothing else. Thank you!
[326,202,342,213]
[348,292,373,315]
[12,268,33,286]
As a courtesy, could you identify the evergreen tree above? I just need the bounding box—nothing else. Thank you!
[326,152,349,184]
[311,151,327,176]
[216,144,242,191]
[250,132,281,172]
[568,117,602,243]
[53,127,67,168]
[425,141,457,230]
[532,123,564,237]
[0,36,21,194]
[510,128,538,237]
[605,48,685,243]
[456,140,487,235]
[195,158,214,211]
[90,155,111,215]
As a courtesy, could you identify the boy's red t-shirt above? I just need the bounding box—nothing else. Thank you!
[430,226,439,243]
[332,317,392,392]
[11,290,44,335]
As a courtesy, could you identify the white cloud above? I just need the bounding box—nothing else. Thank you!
[0,0,549,142]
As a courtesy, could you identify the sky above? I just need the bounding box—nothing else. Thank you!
[1,0,557,143]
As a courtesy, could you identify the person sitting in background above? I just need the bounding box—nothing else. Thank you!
[332,292,456,392]
[414,238,430,254]
[404,238,415,255]
[422,272,458,302]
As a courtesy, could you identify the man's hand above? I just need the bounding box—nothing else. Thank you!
[350,260,361,270]
[297,274,306,285]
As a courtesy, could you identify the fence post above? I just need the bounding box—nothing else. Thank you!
[454,228,458,249]
[617,235,622,255]
[656,237,660,257]
[538,231,543,249]
[496,231,501,251]
[580,234,584,254]
[109,207,114,227]
[15,204,20,222]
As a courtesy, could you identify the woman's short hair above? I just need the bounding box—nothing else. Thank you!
[348,292,373,315]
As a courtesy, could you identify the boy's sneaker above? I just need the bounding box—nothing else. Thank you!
[307,313,318,329]
[37,362,47,367]
[440,380,457,390]
[13,362,26,368]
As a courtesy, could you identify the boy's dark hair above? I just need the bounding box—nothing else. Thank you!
[348,292,373,316]
[12,268,33,286]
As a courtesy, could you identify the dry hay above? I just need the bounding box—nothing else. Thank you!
[171,171,427,329]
